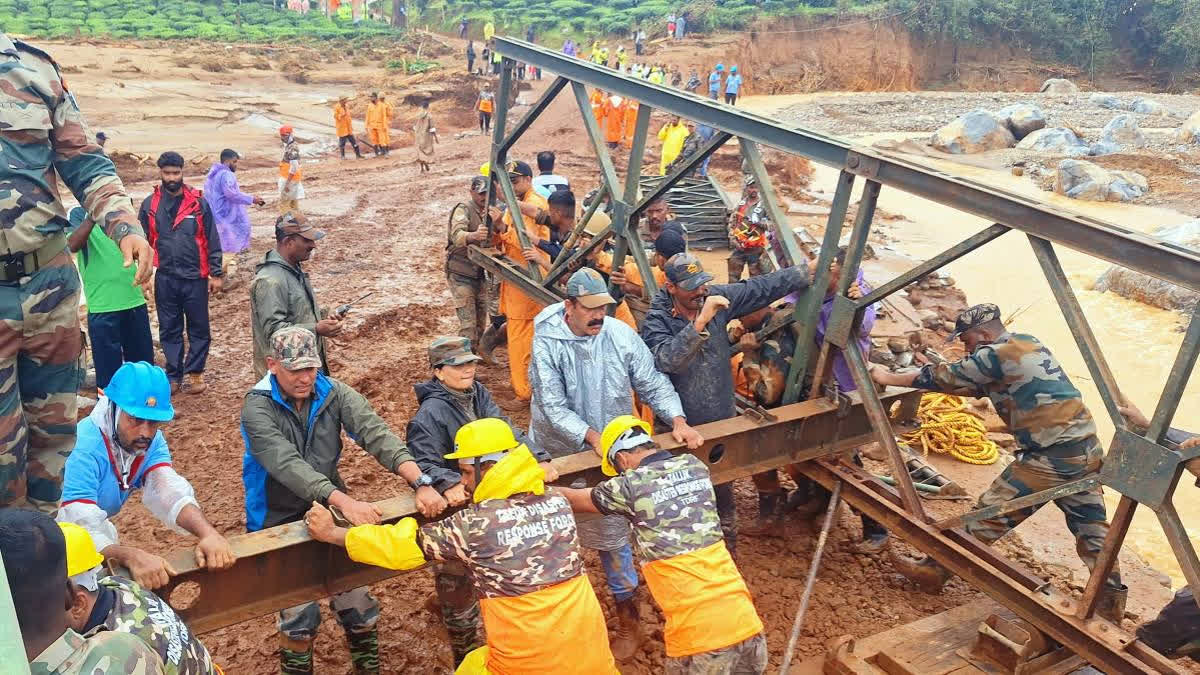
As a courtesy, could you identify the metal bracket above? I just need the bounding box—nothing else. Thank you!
[1100,428,1185,512]
[845,150,881,179]
[824,295,859,350]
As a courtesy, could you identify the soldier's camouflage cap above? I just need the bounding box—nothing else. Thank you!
[276,211,325,241]
[470,175,489,193]
[430,336,482,368]
[271,326,323,370]
[948,303,1002,343]
[665,252,714,291]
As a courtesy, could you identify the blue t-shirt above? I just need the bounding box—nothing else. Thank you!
[62,416,172,517]
[708,71,721,93]
[726,74,743,94]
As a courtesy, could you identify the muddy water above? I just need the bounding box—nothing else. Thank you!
[797,138,1198,585]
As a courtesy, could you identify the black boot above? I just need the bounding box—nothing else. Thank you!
[743,491,784,537]
[1097,584,1129,623]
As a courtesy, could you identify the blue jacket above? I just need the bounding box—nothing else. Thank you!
[62,416,172,517]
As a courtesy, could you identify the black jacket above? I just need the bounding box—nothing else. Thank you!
[406,380,548,493]
[138,185,222,279]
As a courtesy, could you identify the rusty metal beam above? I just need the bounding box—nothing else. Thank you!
[804,460,1175,674]
[154,390,920,635]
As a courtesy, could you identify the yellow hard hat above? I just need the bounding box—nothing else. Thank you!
[599,415,653,476]
[446,418,524,461]
[583,211,611,237]
[59,522,104,578]
[479,161,490,176]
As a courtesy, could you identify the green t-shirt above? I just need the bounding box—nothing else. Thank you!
[76,224,146,314]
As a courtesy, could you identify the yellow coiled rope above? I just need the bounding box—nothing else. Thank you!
[899,393,999,465]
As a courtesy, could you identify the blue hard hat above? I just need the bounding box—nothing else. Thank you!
[731,65,738,73]
[716,63,724,71]
[105,362,175,422]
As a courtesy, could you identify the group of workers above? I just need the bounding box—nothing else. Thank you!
[1,27,1198,675]
[331,92,396,159]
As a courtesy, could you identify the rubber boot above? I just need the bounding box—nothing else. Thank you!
[478,320,504,363]
[346,628,380,675]
[1096,584,1129,623]
[889,551,951,593]
[610,596,643,661]
[279,636,313,675]
[744,491,784,537]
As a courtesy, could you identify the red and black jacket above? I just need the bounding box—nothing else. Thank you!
[138,184,223,279]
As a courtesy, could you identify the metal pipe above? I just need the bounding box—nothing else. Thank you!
[857,223,1010,308]
[779,480,842,674]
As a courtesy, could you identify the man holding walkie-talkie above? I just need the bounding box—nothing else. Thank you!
[249,211,349,380]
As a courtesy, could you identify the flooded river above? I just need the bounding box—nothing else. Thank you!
[744,98,1199,585]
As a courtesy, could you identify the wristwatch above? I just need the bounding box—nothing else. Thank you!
[413,474,435,489]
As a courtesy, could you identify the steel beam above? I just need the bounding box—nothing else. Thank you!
[935,477,1101,531]
[498,76,568,154]
[155,390,921,635]
[634,131,733,217]
[1147,304,1200,443]
[805,461,1173,674]
[857,224,1010,308]
[610,102,655,302]
[1076,495,1136,620]
[492,38,1200,293]
[467,246,560,307]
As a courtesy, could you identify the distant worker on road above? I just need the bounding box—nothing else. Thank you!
[381,94,395,150]
[708,63,724,100]
[724,65,743,105]
[413,95,438,173]
[0,32,154,514]
[278,125,304,211]
[870,303,1127,620]
[59,522,220,674]
[446,176,498,348]
[305,417,619,675]
[366,93,388,157]
[58,362,235,591]
[476,85,495,135]
[204,148,265,280]
[241,326,446,674]
[139,151,223,396]
[334,96,364,159]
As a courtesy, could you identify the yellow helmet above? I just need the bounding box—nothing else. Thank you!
[479,161,490,176]
[59,522,104,578]
[599,415,653,476]
[446,418,524,461]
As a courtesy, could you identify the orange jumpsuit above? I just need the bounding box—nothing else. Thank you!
[602,96,624,145]
[334,103,353,138]
[495,190,551,401]
[589,89,605,125]
[623,98,640,147]
[366,101,387,147]
[381,100,394,145]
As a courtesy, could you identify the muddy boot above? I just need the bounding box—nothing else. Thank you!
[279,636,313,675]
[478,321,504,363]
[889,551,951,593]
[182,372,207,395]
[610,596,643,661]
[346,628,380,675]
[743,491,784,537]
[1096,584,1129,623]
[853,516,890,554]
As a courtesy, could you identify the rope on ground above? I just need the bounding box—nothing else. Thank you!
[899,393,999,465]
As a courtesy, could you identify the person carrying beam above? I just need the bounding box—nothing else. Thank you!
[870,303,1127,620]
[304,418,619,675]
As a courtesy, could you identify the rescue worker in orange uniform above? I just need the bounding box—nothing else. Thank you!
[622,97,640,148]
[365,92,388,157]
[305,418,619,675]
[333,96,362,159]
[561,416,767,673]
[602,94,625,149]
[589,88,606,125]
[380,95,395,149]
[490,160,550,401]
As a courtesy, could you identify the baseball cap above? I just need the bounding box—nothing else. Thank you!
[470,175,488,193]
[947,303,1002,343]
[276,212,325,241]
[95,131,107,140]
[506,159,533,178]
[566,267,616,308]
[665,252,713,291]
[429,336,483,368]
[582,211,611,237]
[270,326,323,370]
[654,228,687,260]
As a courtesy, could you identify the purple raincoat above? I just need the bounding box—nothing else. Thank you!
[203,162,254,254]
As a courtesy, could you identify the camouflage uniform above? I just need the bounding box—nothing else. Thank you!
[591,451,765,669]
[1,34,142,513]
[446,196,496,345]
[913,331,1121,588]
[84,575,217,675]
[30,628,166,674]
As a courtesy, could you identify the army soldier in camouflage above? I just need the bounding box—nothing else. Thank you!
[1,508,166,674]
[0,34,154,514]
[305,417,619,675]
[241,326,447,674]
[870,303,1127,619]
[446,176,500,350]
[559,416,767,674]
[59,522,217,675]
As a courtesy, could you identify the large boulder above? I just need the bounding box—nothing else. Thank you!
[997,103,1046,140]
[930,110,1016,154]
[1016,127,1090,156]
[1089,93,1124,109]
[1040,78,1079,94]
[1177,111,1200,144]
[1090,114,1147,155]
[1095,221,1200,312]
[1054,159,1148,202]
[1130,97,1165,115]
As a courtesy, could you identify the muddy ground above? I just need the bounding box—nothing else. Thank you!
[43,30,1192,674]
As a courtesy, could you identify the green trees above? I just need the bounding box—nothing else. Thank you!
[0,0,405,41]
